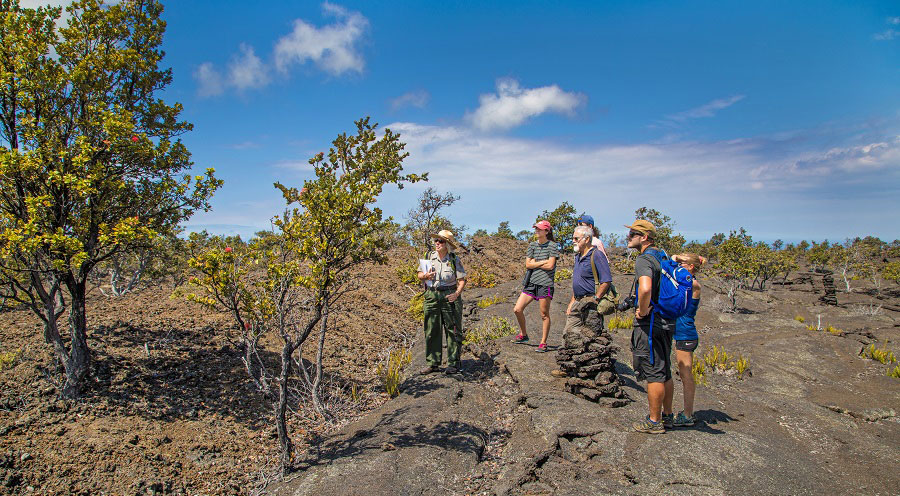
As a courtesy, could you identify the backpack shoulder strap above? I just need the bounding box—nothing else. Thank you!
[587,248,599,286]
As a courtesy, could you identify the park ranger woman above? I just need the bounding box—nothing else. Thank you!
[417,230,468,375]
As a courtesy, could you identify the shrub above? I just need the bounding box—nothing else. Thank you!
[407,293,425,322]
[824,325,843,335]
[860,344,897,365]
[734,355,750,379]
[887,365,900,379]
[806,324,817,332]
[0,348,22,371]
[554,268,573,282]
[395,260,420,285]
[376,348,412,397]
[467,265,498,288]
[848,304,883,317]
[794,315,806,323]
[691,361,708,387]
[607,313,633,330]
[477,294,504,309]
[464,316,516,345]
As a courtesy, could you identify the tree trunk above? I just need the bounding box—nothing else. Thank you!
[62,278,91,398]
[311,303,330,419]
[276,339,293,475]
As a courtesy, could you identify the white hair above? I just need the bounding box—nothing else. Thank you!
[574,225,593,239]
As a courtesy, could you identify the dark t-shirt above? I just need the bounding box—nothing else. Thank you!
[573,248,612,297]
[633,248,675,330]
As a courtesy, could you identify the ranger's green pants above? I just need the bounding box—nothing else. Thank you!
[423,288,463,367]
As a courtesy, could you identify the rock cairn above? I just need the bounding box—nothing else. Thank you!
[819,271,838,306]
[555,322,627,407]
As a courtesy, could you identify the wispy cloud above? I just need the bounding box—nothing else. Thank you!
[194,3,368,97]
[390,90,430,111]
[384,122,900,202]
[873,29,898,41]
[874,16,900,40]
[466,79,586,131]
[664,95,746,123]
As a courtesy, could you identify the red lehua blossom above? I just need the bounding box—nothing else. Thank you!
[131,135,139,142]
[102,139,110,145]
[224,246,233,253]
[244,322,251,330]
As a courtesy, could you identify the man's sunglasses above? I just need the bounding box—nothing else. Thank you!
[627,230,645,239]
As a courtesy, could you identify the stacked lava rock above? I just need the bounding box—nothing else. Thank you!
[820,272,838,306]
[555,322,627,407]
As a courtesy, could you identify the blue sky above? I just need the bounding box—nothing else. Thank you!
[30,0,900,242]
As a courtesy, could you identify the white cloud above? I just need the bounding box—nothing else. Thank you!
[466,79,586,131]
[873,29,898,41]
[194,62,225,97]
[383,122,900,201]
[194,3,368,97]
[390,90,430,110]
[228,44,270,91]
[888,17,900,25]
[664,95,746,123]
[274,2,368,76]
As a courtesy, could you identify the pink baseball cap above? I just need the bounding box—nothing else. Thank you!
[533,220,552,231]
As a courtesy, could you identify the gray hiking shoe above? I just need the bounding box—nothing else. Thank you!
[444,365,459,375]
[632,416,665,434]
[662,412,674,429]
[673,411,696,427]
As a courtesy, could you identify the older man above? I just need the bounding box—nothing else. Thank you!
[551,226,613,378]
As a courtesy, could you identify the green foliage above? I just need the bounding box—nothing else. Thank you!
[515,229,532,241]
[493,221,516,239]
[554,267,573,282]
[467,265,497,288]
[476,294,504,308]
[691,361,708,386]
[794,315,806,323]
[537,202,578,250]
[0,0,221,396]
[463,316,516,345]
[882,261,900,285]
[633,207,685,255]
[0,347,22,371]
[607,313,633,330]
[395,259,420,285]
[407,292,425,322]
[472,229,488,237]
[888,364,900,379]
[860,344,896,365]
[701,345,750,379]
[375,347,412,397]
[715,228,756,311]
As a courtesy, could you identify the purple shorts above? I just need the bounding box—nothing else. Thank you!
[522,283,554,300]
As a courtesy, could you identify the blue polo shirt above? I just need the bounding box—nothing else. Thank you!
[573,248,612,297]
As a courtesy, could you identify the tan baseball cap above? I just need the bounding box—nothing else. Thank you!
[624,219,656,235]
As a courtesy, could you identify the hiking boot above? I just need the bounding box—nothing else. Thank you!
[534,343,549,353]
[673,411,696,427]
[444,365,459,375]
[550,369,567,378]
[511,334,529,344]
[419,365,439,375]
[632,416,665,434]
[662,413,674,429]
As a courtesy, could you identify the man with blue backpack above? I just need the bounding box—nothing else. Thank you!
[624,220,694,434]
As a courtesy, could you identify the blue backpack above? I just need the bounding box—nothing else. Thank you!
[640,248,693,364]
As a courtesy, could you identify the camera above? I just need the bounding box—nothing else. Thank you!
[616,295,636,312]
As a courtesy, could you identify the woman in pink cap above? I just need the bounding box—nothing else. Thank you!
[512,220,559,352]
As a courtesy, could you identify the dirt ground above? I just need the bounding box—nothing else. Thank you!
[0,237,524,495]
[1,237,898,495]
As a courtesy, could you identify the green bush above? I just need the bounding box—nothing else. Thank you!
[463,316,516,345]
[407,293,425,322]
[376,348,412,397]
[395,260,420,285]
[476,294,504,308]
[554,268,573,282]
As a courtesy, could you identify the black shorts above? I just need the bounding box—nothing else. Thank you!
[522,283,554,300]
[675,339,698,352]
[631,317,674,383]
